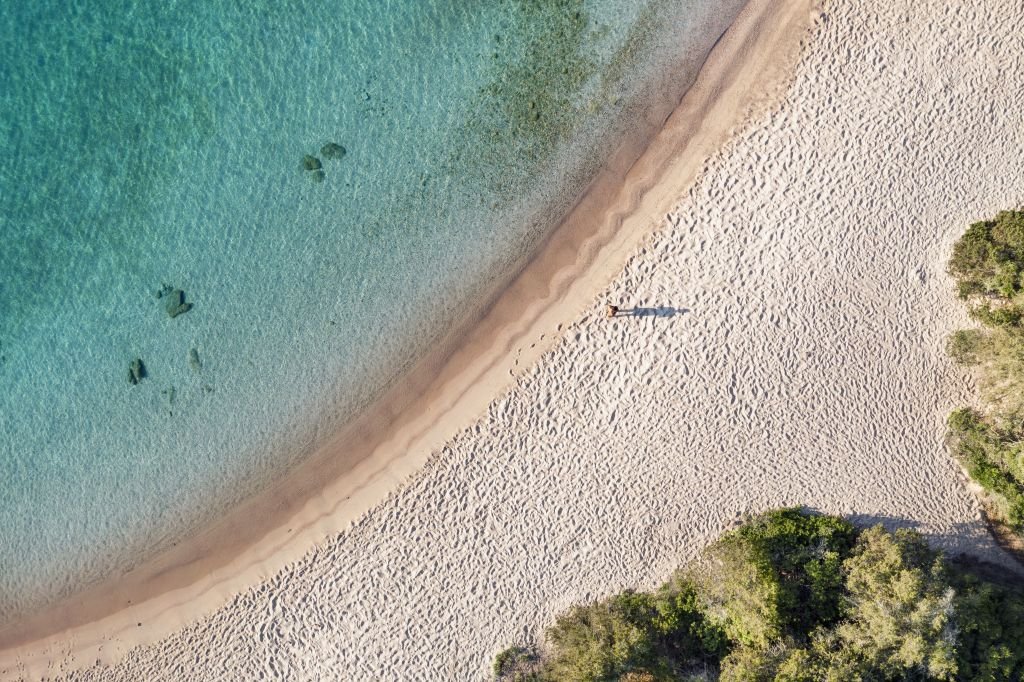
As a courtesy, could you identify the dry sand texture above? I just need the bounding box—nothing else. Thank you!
[16,0,1024,679]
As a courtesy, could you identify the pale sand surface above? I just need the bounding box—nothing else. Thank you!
[9,0,1024,679]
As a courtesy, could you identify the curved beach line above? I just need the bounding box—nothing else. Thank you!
[0,0,819,677]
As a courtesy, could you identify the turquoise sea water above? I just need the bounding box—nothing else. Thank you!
[0,0,744,619]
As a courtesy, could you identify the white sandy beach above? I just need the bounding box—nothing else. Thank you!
[7,0,1024,679]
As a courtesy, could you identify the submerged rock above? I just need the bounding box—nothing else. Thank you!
[128,358,146,385]
[310,169,326,183]
[165,289,192,318]
[188,348,201,372]
[302,155,322,171]
[155,282,174,299]
[320,142,346,160]
[161,386,176,416]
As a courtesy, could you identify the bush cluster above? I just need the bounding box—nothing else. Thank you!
[493,509,1024,681]
[949,211,1024,319]
[947,210,1024,534]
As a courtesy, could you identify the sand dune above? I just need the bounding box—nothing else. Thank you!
[9,0,1024,679]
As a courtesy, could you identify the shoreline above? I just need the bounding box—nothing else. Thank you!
[0,0,820,676]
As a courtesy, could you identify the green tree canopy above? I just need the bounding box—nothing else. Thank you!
[495,509,1024,682]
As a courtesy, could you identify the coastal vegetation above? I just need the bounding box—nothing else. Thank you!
[493,508,1024,681]
[946,210,1024,541]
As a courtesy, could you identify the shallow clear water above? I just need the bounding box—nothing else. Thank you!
[0,0,743,618]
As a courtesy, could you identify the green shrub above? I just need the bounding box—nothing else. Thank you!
[542,581,725,682]
[718,644,788,682]
[947,408,1024,529]
[948,212,1024,541]
[947,329,986,366]
[949,220,1002,290]
[827,527,958,680]
[543,591,660,680]
[494,646,542,681]
[693,508,856,648]
[495,510,1024,681]
[949,567,1024,681]
[949,211,1024,314]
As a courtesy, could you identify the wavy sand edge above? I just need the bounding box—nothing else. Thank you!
[0,0,820,677]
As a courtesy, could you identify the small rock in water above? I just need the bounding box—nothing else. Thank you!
[155,282,174,299]
[168,302,193,318]
[161,386,176,405]
[302,155,322,171]
[188,348,201,372]
[310,169,326,183]
[320,142,346,160]
[166,289,193,318]
[128,358,146,385]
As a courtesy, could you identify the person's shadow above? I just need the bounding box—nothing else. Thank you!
[617,306,688,318]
